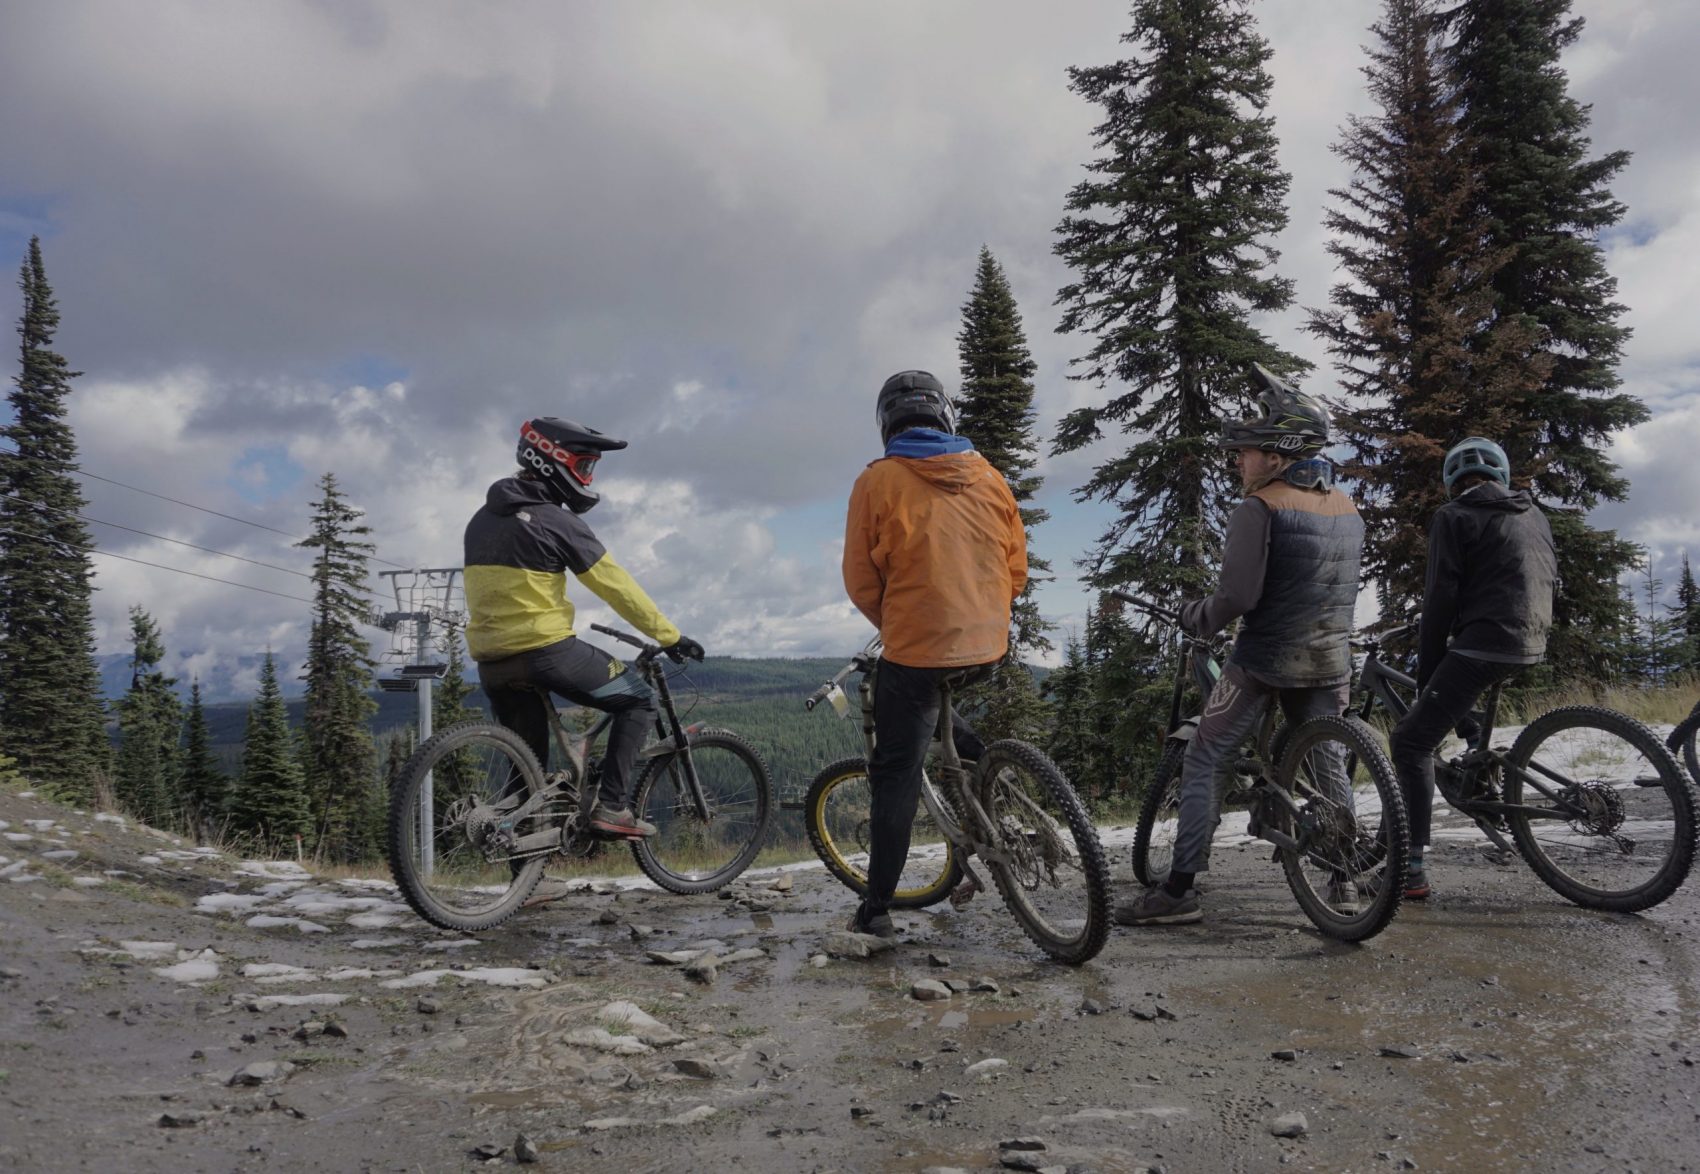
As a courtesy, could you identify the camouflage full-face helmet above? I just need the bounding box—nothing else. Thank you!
[1217,364,1330,456]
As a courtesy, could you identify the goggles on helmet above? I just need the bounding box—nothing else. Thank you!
[560,450,599,485]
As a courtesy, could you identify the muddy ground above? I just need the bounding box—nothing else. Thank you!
[2,782,1697,1174]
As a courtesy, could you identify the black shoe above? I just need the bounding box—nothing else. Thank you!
[847,904,896,939]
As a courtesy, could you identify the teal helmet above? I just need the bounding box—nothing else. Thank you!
[1443,437,1511,493]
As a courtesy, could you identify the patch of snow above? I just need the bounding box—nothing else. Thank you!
[421,939,481,952]
[16,790,35,798]
[235,860,313,881]
[3,832,33,843]
[94,813,126,826]
[0,861,24,878]
[156,849,209,862]
[246,993,348,1011]
[23,819,56,831]
[583,1105,716,1131]
[40,849,78,862]
[380,967,552,990]
[346,912,406,930]
[597,1001,687,1047]
[102,869,138,878]
[348,937,408,950]
[119,941,181,959]
[72,876,105,887]
[245,915,330,934]
[241,962,315,980]
[138,854,162,865]
[195,892,270,914]
[564,1027,652,1055]
[154,950,221,983]
[322,967,398,981]
[0,819,8,830]
[9,873,42,883]
[335,878,398,892]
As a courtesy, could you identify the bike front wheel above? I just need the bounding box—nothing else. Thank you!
[803,756,963,908]
[977,739,1111,965]
[387,721,548,932]
[1131,737,1187,886]
[1670,700,1700,788]
[1505,705,1697,912]
[630,729,773,894]
[1275,714,1409,943]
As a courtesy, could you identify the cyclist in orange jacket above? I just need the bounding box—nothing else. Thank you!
[841,370,1028,937]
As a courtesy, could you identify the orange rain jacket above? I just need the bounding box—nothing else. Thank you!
[842,445,1028,669]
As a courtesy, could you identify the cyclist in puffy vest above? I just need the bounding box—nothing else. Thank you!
[1118,365,1365,927]
[464,417,705,839]
[841,370,1028,938]
[1389,437,1556,899]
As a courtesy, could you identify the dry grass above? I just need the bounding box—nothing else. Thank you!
[1502,677,1699,727]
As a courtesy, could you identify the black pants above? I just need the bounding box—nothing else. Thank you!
[478,635,656,807]
[864,658,989,915]
[1389,652,1522,848]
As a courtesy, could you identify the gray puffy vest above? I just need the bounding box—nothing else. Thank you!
[1231,476,1364,688]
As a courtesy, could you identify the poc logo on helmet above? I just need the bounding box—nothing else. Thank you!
[522,425,576,463]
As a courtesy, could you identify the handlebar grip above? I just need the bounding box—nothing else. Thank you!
[589,622,649,650]
[804,683,832,711]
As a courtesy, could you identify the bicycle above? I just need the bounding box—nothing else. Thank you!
[1669,696,1700,787]
[1116,593,1411,943]
[388,623,773,932]
[1351,630,1697,913]
[801,638,1111,965]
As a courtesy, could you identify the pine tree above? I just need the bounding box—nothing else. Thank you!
[296,474,379,862]
[0,237,108,802]
[1308,0,1545,623]
[1042,631,1097,792]
[228,652,310,850]
[429,620,486,803]
[1672,554,1700,676]
[179,681,227,840]
[1444,0,1645,678]
[952,246,1055,742]
[114,607,182,826]
[1054,0,1307,603]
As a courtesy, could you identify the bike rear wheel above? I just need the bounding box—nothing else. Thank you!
[803,756,963,908]
[1505,705,1697,912]
[387,721,548,932]
[1275,715,1408,943]
[1131,738,1187,886]
[977,739,1111,965]
[630,729,773,894]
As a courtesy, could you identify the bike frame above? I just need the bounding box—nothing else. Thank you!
[1352,637,1596,833]
[498,628,713,858]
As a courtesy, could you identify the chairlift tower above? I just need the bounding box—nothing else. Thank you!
[377,568,466,878]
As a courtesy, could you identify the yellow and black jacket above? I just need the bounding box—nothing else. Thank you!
[463,477,680,662]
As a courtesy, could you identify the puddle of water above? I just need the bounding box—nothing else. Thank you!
[467,1086,573,1110]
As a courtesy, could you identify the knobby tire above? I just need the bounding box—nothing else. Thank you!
[802,756,963,908]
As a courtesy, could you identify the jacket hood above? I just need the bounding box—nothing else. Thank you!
[1454,481,1534,513]
[885,428,975,459]
[485,475,560,515]
[885,449,993,495]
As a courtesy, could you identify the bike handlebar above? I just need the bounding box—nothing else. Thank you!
[804,636,883,710]
[590,622,659,657]
[1350,623,1415,652]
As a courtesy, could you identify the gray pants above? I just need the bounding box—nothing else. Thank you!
[1172,662,1350,875]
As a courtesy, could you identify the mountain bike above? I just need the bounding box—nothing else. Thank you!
[801,639,1111,965]
[1669,697,1700,787]
[1117,593,1411,943]
[388,624,773,932]
[1124,599,1257,887]
[1352,630,1696,912]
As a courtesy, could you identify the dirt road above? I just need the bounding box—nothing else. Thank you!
[2,783,1696,1173]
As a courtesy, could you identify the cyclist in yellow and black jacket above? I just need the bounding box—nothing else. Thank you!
[464,417,704,838]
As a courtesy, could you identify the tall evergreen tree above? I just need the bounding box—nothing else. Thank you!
[0,237,108,802]
[114,606,182,826]
[429,619,486,804]
[953,246,1054,741]
[1054,0,1306,603]
[179,681,227,839]
[228,652,310,850]
[1308,0,1545,622]
[1672,553,1700,675]
[1444,0,1645,677]
[296,474,379,862]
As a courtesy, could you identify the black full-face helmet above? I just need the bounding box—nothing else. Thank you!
[516,417,627,513]
[875,369,955,445]
[1217,364,1331,456]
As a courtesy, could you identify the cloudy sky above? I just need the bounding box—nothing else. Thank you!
[2,0,1694,699]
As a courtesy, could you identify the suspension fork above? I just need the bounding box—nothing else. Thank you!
[648,659,713,820]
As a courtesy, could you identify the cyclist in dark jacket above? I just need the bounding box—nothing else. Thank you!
[1118,366,1365,927]
[1389,437,1557,898]
[464,417,705,839]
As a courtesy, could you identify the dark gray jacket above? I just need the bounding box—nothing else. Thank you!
[1416,483,1557,688]
[1181,463,1364,689]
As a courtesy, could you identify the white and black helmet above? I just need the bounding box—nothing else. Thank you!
[516,417,627,514]
[875,370,955,445]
